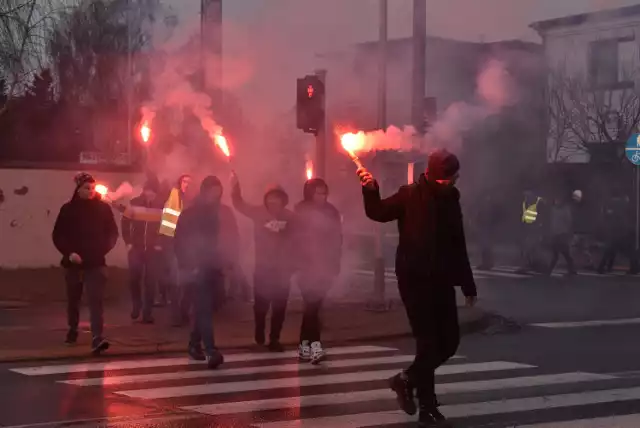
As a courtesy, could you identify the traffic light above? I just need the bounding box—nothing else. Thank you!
[296,75,325,135]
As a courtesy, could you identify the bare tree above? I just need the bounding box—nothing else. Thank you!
[547,65,640,162]
[0,0,59,116]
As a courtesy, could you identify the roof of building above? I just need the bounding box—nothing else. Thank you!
[530,4,640,33]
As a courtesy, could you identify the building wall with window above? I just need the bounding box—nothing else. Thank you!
[532,5,640,163]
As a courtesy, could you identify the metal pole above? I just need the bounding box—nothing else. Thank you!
[126,0,132,164]
[314,69,327,179]
[411,0,426,136]
[371,0,388,311]
[636,165,639,251]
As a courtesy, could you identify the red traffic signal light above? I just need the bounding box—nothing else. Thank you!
[296,75,325,134]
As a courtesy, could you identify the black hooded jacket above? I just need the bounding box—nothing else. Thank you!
[231,183,294,275]
[362,174,476,297]
[293,178,343,276]
[52,192,119,269]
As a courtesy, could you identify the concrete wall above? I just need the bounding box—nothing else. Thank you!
[0,168,144,268]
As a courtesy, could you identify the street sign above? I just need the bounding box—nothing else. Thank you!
[625,133,640,165]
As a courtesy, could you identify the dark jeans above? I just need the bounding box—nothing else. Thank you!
[598,238,639,273]
[254,270,291,343]
[298,274,331,343]
[398,276,460,406]
[65,267,107,341]
[161,241,186,324]
[189,268,222,356]
[128,247,161,318]
[548,234,575,274]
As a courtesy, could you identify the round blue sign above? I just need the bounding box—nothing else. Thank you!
[626,133,640,165]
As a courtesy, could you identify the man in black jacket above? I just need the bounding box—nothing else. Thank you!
[358,149,477,428]
[121,180,163,323]
[52,172,119,355]
[174,176,225,369]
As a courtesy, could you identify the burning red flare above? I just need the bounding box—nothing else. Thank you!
[140,122,151,144]
[305,160,313,180]
[214,134,231,158]
[339,132,365,168]
[95,184,109,198]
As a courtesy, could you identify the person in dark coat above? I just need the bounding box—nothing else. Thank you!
[174,176,226,369]
[293,178,342,364]
[52,172,119,355]
[231,172,294,352]
[598,194,639,275]
[546,195,576,276]
[358,149,477,428]
[121,180,163,323]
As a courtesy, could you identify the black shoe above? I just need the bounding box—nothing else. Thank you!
[91,338,109,355]
[141,316,154,324]
[389,372,417,415]
[418,408,451,427]
[65,329,78,345]
[188,345,206,361]
[206,351,224,369]
[268,341,284,352]
[131,307,140,320]
[255,326,265,346]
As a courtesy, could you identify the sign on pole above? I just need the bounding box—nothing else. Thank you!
[625,133,640,165]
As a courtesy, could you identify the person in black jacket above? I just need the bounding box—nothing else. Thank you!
[358,149,477,428]
[231,172,294,352]
[52,172,119,355]
[293,178,342,364]
[174,176,225,369]
[121,180,163,323]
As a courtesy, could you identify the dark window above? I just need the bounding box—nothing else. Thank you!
[588,40,619,87]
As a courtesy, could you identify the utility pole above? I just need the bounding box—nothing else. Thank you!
[411,0,426,137]
[367,0,389,312]
[126,0,132,164]
[201,0,223,104]
[314,69,327,179]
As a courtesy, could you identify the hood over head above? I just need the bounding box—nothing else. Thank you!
[264,184,289,207]
[200,175,222,194]
[426,149,460,181]
[303,178,329,202]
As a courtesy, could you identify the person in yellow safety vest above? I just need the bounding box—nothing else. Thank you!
[159,174,192,326]
[516,191,545,274]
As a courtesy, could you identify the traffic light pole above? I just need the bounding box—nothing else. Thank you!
[314,69,327,179]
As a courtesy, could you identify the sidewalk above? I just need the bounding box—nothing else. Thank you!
[0,295,488,363]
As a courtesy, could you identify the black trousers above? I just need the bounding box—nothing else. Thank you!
[398,276,460,406]
[65,267,107,343]
[298,273,331,343]
[548,234,575,274]
[254,269,291,343]
[128,247,161,319]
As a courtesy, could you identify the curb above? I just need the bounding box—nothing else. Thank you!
[0,308,491,365]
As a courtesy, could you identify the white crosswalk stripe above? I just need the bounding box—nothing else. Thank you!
[7,345,640,427]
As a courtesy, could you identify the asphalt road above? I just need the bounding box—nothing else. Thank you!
[2,270,640,428]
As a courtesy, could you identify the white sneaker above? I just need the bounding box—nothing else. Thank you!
[310,341,326,364]
[298,340,311,362]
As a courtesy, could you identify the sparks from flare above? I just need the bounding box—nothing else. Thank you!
[339,132,365,168]
[214,134,231,158]
[140,122,151,144]
[305,160,313,180]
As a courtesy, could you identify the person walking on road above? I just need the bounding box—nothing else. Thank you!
[231,172,294,352]
[546,195,576,276]
[52,172,119,355]
[121,180,163,323]
[174,176,225,369]
[358,149,477,428]
[293,178,343,365]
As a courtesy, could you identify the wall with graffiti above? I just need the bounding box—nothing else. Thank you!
[0,168,144,268]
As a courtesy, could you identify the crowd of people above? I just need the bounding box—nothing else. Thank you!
[52,148,479,427]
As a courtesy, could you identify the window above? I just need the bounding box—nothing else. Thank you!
[588,37,636,89]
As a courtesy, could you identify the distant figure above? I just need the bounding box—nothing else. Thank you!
[598,194,638,275]
[121,180,163,323]
[517,190,545,274]
[52,172,118,355]
[546,195,576,276]
[174,176,226,369]
[293,178,343,364]
[231,172,294,352]
[358,149,477,427]
[475,193,499,270]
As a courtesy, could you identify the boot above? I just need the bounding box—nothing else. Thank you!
[388,371,416,415]
[418,394,452,428]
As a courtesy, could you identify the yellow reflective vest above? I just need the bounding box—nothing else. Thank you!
[522,197,541,224]
[159,188,183,237]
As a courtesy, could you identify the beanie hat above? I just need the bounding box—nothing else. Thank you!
[74,172,95,188]
[200,175,222,193]
[427,149,460,180]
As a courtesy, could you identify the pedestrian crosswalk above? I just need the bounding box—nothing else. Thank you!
[8,344,640,427]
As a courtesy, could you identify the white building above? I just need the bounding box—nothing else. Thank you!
[531,5,640,163]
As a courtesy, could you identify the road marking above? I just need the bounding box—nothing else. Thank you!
[252,385,639,428]
[517,413,640,427]
[532,318,640,328]
[117,371,609,400]
[62,358,517,387]
[182,360,534,415]
[0,412,201,428]
[9,345,396,376]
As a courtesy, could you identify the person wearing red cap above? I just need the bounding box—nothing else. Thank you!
[357,149,477,428]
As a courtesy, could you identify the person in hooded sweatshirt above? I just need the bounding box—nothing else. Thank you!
[230,172,294,352]
[174,176,226,369]
[293,178,342,364]
[358,149,477,428]
[52,172,119,355]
